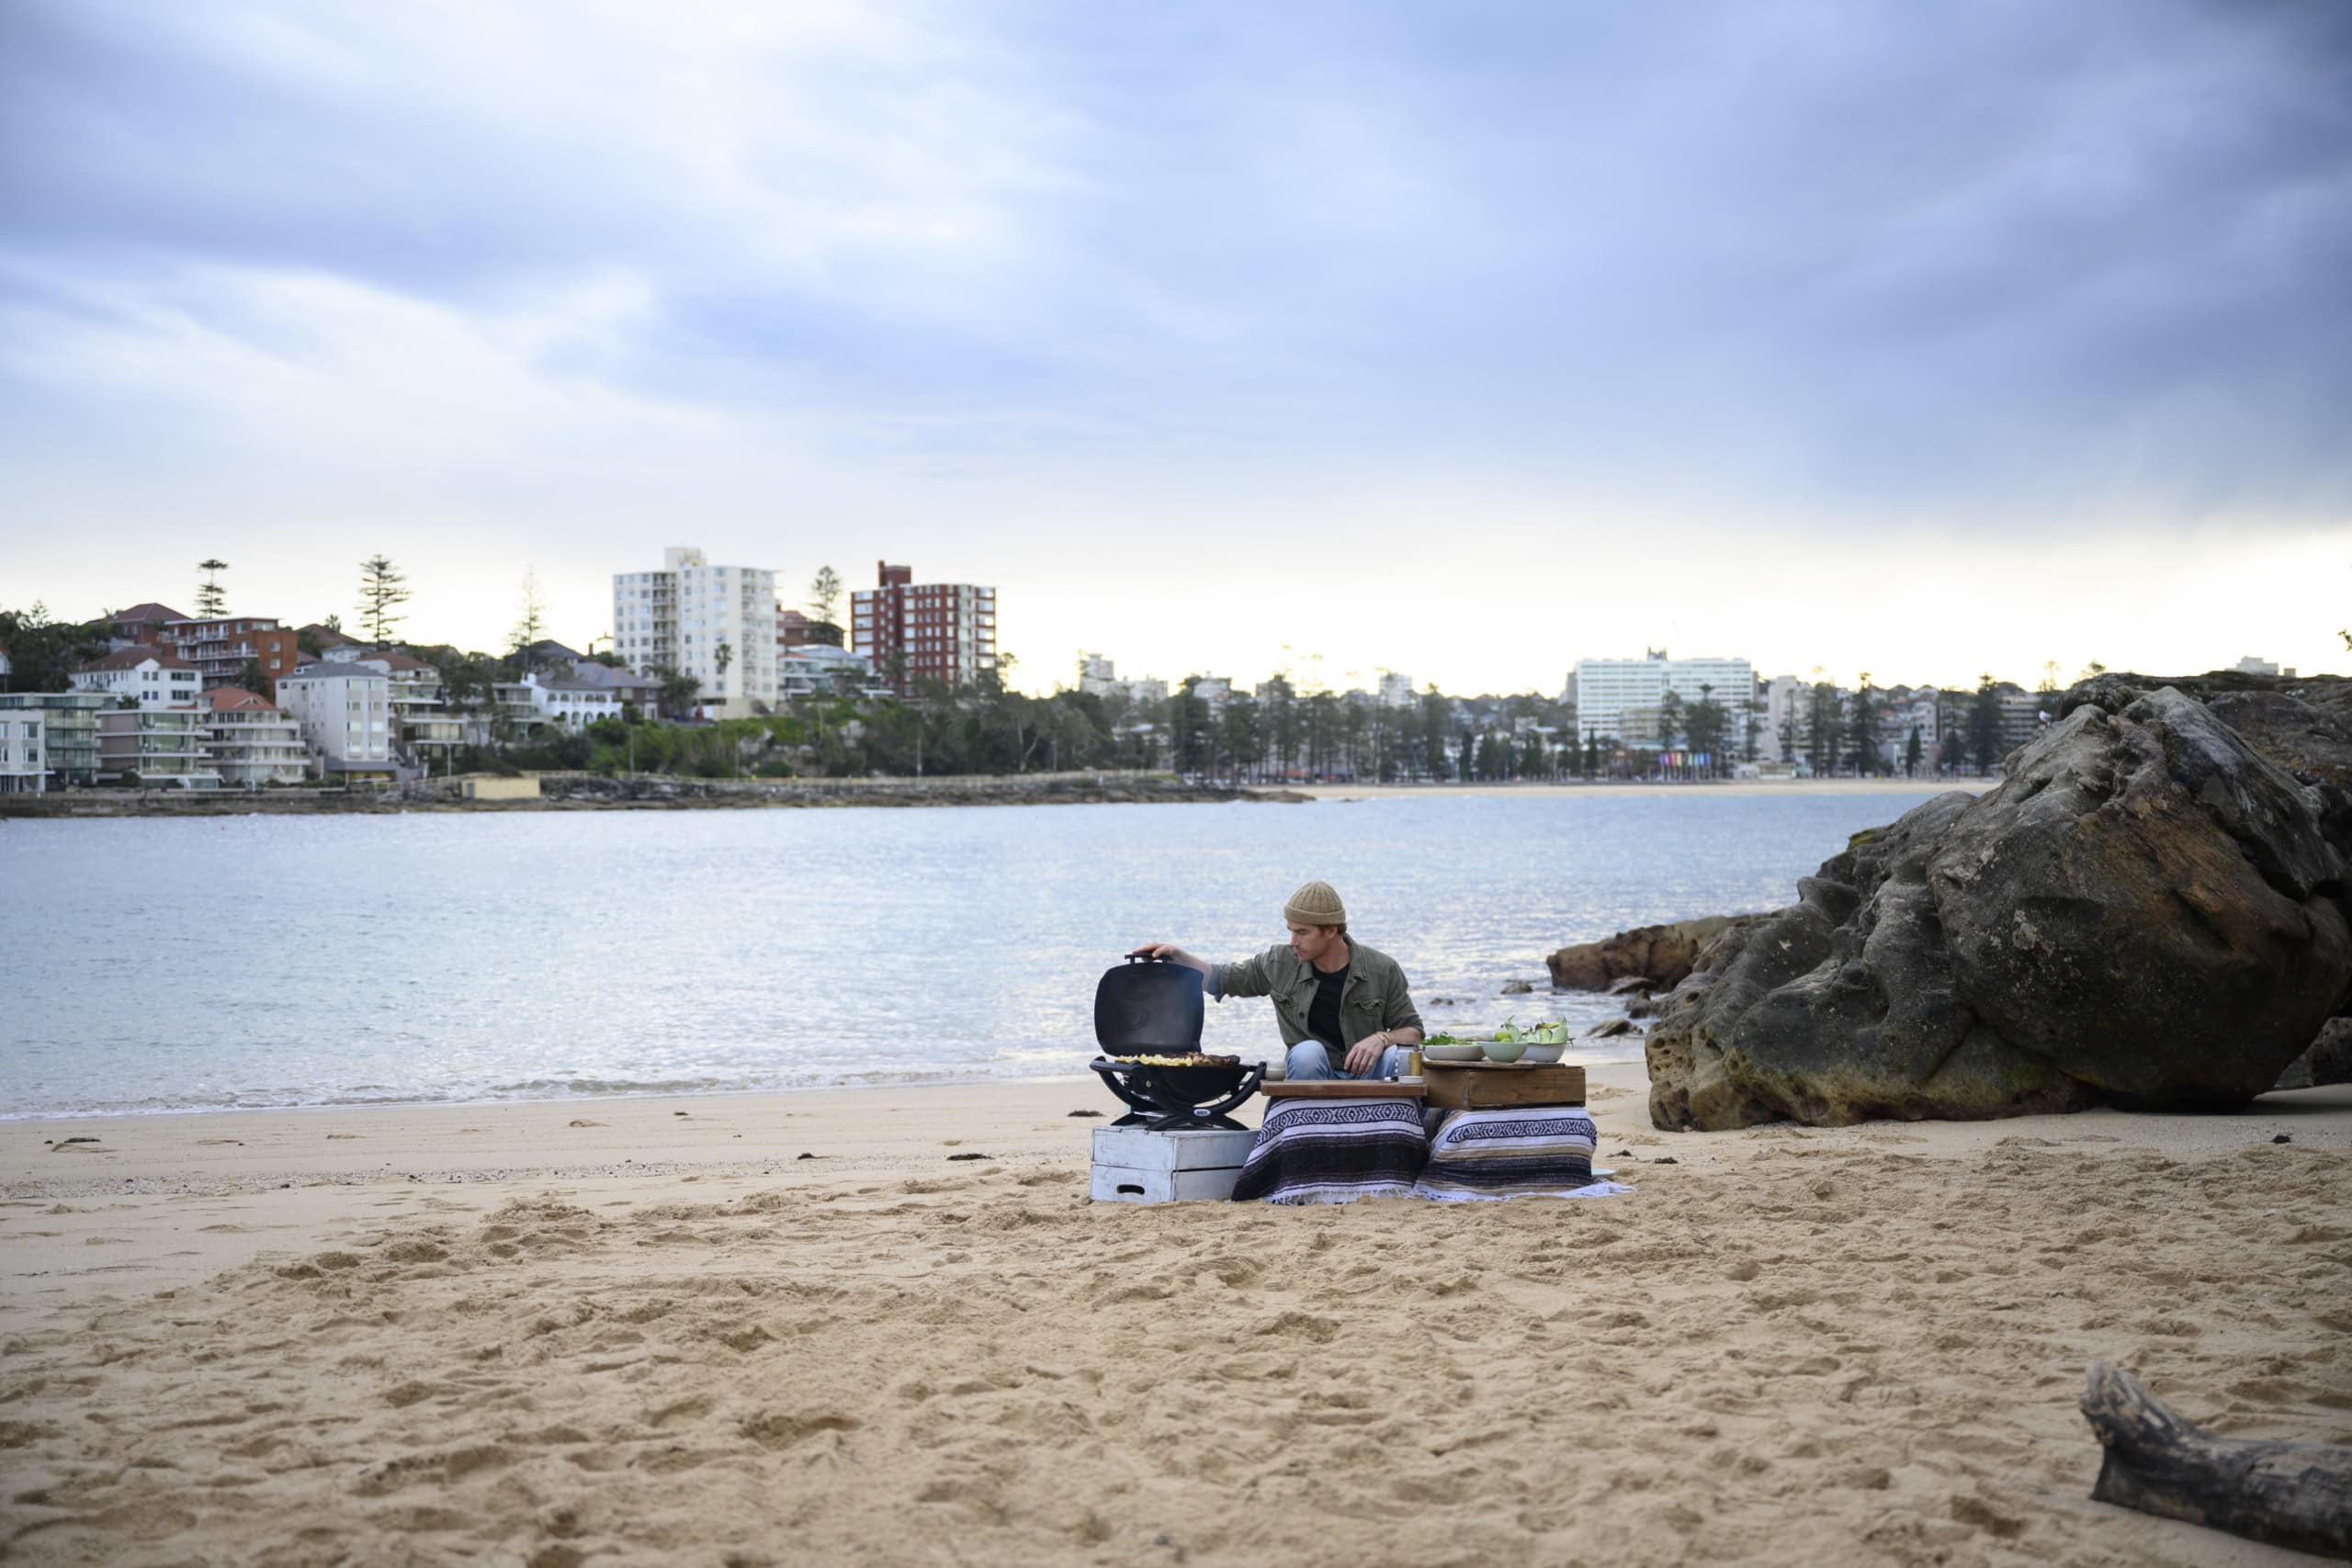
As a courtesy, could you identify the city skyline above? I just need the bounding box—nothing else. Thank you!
[4,2,2347,694]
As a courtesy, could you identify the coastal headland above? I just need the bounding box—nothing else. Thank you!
[4,1063,2344,1567]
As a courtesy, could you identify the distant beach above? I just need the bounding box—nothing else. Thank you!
[1301,777,1996,801]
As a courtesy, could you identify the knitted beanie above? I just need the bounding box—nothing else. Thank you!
[1283,879,1347,928]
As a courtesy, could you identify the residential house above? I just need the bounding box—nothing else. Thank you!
[71,648,204,710]
[522,672,623,728]
[776,609,845,649]
[96,707,219,788]
[199,687,307,787]
[0,706,44,794]
[276,663,395,780]
[563,660,663,715]
[106,603,187,648]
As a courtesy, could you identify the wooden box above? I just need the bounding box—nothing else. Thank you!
[1420,1062,1586,1111]
[1090,1126,1257,1205]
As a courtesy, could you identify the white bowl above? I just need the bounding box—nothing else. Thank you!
[1519,1043,1566,1064]
[1422,1043,1484,1062]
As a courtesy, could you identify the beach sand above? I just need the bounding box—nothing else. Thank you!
[4,1065,2346,1567]
[1297,779,1995,801]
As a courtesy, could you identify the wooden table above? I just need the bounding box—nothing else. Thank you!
[1419,1062,1586,1111]
[1261,1078,1427,1100]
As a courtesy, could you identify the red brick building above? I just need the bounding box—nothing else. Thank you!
[850,562,997,694]
[163,616,299,694]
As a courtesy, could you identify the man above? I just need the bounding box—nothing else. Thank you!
[1132,880,1424,1080]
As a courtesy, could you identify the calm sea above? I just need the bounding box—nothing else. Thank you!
[0,791,1951,1119]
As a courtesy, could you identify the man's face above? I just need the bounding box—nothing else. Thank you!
[1287,922,1341,964]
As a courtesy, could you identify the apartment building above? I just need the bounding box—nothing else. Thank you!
[200,686,308,787]
[778,643,889,702]
[71,648,204,709]
[850,561,997,694]
[775,609,845,649]
[96,707,219,788]
[1572,649,1756,749]
[276,662,395,779]
[611,547,779,718]
[0,706,44,794]
[162,616,298,691]
[1377,671,1418,708]
[1,692,111,786]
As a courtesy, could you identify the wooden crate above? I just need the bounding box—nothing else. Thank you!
[1420,1063,1586,1111]
[1090,1125,1257,1205]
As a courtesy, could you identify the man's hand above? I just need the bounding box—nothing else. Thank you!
[1343,1032,1389,1076]
[1129,942,1211,979]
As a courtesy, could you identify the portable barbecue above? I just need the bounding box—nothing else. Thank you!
[1088,955,1264,1131]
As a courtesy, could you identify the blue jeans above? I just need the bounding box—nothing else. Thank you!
[1285,1040,1413,1080]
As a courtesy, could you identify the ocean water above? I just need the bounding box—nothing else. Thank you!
[0,792,1952,1118]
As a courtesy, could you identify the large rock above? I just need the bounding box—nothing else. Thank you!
[1547,915,1749,992]
[1648,687,2352,1129]
[2274,1017,2352,1090]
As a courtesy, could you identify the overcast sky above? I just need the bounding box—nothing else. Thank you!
[3,0,2346,694]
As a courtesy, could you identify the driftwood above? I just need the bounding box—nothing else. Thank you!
[2080,1361,2352,1558]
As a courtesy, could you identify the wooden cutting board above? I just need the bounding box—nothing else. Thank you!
[1261,1079,1429,1100]
[1421,1063,1586,1110]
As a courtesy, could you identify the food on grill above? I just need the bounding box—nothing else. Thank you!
[1107,1052,1241,1066]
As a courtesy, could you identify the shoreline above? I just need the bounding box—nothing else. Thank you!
[0,773,1992,818]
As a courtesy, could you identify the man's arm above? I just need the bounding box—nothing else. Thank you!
[1340,1021,1422,1077]
[1127,942,1269,999]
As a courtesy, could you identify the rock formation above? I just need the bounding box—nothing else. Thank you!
[1547,915,1749,993]
[1648,684,2351,1130]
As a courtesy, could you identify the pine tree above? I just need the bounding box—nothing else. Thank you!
[1848,672,1879,776]
[808,566,842,626]
[194,559,229,619]
[511,570,548,668]
[1904,724,1923,776]
[1968,673,2004,773]
[357,555,410,644]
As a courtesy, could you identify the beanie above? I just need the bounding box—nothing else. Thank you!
[1282,880,1347,928]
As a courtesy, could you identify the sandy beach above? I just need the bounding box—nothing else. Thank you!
[1297,779,1996,801]
[5,1065,2346,1568]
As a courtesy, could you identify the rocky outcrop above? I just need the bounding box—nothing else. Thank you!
[1548,915,1753,992]
[2275,1017,2352,1090]
[1648,686,2352,1130]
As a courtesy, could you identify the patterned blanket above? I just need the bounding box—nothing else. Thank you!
[1411,1106,1634,1202]
[1230,1098,1429,1204]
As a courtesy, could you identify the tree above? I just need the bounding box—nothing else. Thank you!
[1848,672,1880,776]
[1475,732,1507,781]
[1807,680,1842,775]
[195,559,229,618]
[808,566,842,626]
[358,556,410,643]
[1685,682,1727,775]
[1220,693,1261,782]
[2038,660,2061,694]
[0,603,107,692]
[1170,678,1211,774]
[1904,724,1924,776]
[1969,672,2005,773]
[1419,692,1452,781]
[1518,730,1548,779]
[510,570,548,668]
[655,663,701,721]
[1657,688,1685,750]
[714,639,735,693]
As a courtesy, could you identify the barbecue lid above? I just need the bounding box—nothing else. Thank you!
[1093,955,1206,1052]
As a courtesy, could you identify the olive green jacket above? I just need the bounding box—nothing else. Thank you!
[1208,940,1423,1049]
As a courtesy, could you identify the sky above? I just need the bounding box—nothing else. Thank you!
[2,0,2347,695]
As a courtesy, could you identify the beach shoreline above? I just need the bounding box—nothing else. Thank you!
[5,1066,2345,1565]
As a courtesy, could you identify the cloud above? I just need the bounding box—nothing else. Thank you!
[1,0,2347,679]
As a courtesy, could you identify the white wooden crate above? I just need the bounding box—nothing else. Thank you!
[1090,1125,1258,1205]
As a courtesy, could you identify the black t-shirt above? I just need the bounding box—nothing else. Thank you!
[1307,962,1349,1049]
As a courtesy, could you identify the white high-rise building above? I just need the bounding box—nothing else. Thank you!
[1572,649,1755,750]
[1377,671,1417,708]
[611,547,780,718]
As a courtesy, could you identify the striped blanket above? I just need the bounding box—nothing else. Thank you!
[1411,1106,1634,1202]
[1230,1098,1429,1205]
